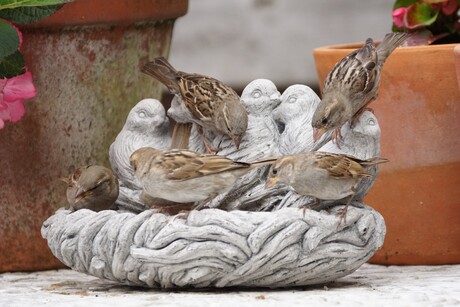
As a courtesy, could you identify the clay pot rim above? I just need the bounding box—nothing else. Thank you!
[314,41,460,53]
[24,0,188,29]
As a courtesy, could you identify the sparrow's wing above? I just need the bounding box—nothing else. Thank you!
[324,38,378,97]
[177,73,240,123]
[159,150,249,180]
[314,152,371,179]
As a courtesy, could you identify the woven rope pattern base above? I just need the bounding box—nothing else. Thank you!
[42,205,385,289]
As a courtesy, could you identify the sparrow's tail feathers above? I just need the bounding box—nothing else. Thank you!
[249,157,279,168]
[361,157,390,167]
[377,32,410,64]
[141,57,181,94]
[170,123,192,149]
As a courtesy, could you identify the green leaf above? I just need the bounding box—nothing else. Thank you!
[0,0,72,10]
[406,2,439,29]
[0,4,63,24]
[0,19,20,61]
[394,0,419,9]
[423,0,449,3]
[0,50,25,78]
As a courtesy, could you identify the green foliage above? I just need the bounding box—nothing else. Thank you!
[0,0,71,10]
[0,50,25,78]
[0,4,63,24]
[394,0,419,9]
[406,2,439,28]
[0,19,20,61]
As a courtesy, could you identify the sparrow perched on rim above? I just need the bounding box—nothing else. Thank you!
[312,32,409,145]
[62,165,119,212]
[129,147,276,206]
[265,151,388,223]
[141,57,248,152]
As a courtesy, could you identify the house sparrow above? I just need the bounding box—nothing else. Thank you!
[312,32,409,145]
[141,57,248,152]
[62,165,119,212]
[318,111,382,201]
[109,98,171,190]
[265,151,388,223]
[129,147,277,206]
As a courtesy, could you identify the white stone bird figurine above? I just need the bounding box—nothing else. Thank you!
[109,98,171,189]
[209,79,281,161]
[272,84,322,154]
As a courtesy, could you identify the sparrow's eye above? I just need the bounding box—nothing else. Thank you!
[321,117,329,125]
[272,167,279,175]
[252,90,262,98]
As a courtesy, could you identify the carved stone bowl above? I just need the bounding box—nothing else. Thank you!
[42,205,385,289]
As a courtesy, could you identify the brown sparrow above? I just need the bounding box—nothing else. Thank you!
[129,147,276,205]
[312,32,409,145]
[62,165,119,212]
[265,152,388,223]
[141,57,248,152]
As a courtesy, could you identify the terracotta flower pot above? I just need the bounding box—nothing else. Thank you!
[313,42,460,265]
[0,0,188,272]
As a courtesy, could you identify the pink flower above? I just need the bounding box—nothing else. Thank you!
[0,72,36,129]
[392,7,408,28]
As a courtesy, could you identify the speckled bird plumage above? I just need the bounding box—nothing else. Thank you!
[130,147,276,204]
[62,165,119,212]
[312,33,409,144]
[265,151,388,222]
[142,57,248,151]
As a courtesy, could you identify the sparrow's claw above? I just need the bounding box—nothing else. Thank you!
[332,128,343,149]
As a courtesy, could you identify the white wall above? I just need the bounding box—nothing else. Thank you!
[169,0,394,88]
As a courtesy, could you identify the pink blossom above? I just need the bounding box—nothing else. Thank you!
[392,7,408,28]
[0,72,36,129]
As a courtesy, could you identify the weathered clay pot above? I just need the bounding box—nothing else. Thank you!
[313,42,460,265]
[0,0,188,272]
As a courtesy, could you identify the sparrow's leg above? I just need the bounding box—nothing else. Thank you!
[337,184,359,226]
[193,192,219,211]
[331,128,343,148]
[197,126,218,154]
[301,197,319,217]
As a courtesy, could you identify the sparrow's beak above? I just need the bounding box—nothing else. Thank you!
[75,188,92,203]
[265,176,279,190]
[232,136,241,150]
[313,127,328,142]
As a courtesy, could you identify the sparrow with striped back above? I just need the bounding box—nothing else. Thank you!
[265,151,388,224]
[130,147,276,207]
[141,57,248,152]
[312,32,409,145]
